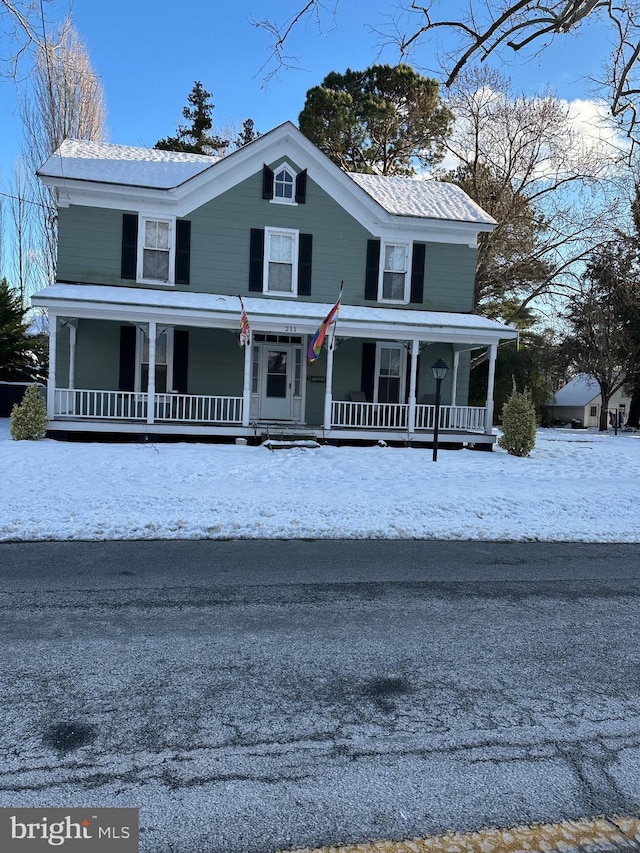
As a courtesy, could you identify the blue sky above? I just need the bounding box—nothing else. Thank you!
[0,0,613,174]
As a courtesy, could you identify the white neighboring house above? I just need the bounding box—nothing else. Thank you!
[545,374,631,427]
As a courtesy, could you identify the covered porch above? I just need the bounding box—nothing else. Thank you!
[32,284,518,445]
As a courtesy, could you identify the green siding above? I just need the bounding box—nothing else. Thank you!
[187,328,244,395]
[56,168,477,313]
[74,320,121,389]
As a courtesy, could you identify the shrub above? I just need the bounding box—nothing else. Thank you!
[498,383,536,457]
[10,384,48,440]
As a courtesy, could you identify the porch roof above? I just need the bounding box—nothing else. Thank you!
[33,283,518,345]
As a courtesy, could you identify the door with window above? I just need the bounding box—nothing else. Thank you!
[254,338,304,421]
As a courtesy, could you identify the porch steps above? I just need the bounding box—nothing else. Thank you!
[257,422,321,449]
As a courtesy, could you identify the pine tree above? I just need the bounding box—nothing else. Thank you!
[155,82,228,155]
[0,278,41,381]
[235,118,259,149]
[498,383,537,457]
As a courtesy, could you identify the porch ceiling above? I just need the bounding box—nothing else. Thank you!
[33,283,518,345]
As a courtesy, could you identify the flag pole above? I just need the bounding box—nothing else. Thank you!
[329,281,343,352]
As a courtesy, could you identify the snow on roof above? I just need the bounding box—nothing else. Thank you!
[32,283,517,337]
[38,131,494,226]
[349,173,496,225]
[38,139,220,189]
[549,374,601,406]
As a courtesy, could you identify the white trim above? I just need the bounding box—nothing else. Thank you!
[270,160,298,205]
[137,214,176,286]
[374,342,406,404]
[263,226,299,296]
[378,241,412,304]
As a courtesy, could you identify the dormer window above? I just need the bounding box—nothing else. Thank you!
[274,166,295,200]
[262,163,307,204]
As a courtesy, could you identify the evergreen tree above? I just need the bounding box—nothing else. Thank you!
[10,384,47,440]
[498,383,537,457]
[299,64,453,175]
[155,82,228,155]
[0,278,42,381]
[235,118,260,149]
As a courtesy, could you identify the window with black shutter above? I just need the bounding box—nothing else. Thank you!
[121,214,138,280]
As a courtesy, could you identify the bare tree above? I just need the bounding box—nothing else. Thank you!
[256,1,640,145]
[20,16,106,284]
[0,0,64,76]
[442,68,623,328]
[8,159,35,306]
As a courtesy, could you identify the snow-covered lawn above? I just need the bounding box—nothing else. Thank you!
[1,418,638,543]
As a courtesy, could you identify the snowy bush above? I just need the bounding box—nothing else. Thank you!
[498,384,536,457]
[10,384,48,440]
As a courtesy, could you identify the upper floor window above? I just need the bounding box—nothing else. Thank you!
[139,217,174,284]
[274,166,295,200]
[380,243,409,302]
[262,163,307,204]
[264,227,299,295]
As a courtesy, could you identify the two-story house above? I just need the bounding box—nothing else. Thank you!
[32,121,517,445]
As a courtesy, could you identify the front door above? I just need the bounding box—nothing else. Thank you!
[260,345,293,420]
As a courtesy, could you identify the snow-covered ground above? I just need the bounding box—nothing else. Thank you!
[1,418,638,543]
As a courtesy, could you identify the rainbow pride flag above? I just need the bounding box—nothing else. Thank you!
[307,286,342,363]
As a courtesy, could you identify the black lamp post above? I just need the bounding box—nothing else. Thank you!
[431,358,449,462]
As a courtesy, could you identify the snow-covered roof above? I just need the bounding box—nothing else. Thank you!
[32,284,517,341]
[38,125,495,227]
[349,173,496,225]
[38,139,220,189]
[549,374,601,407]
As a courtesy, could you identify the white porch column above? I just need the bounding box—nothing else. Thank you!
[323,338,336,430]
[146,321,156,425]
[242,337,252,426]
[47,314,58,420]
[408,339,419,433]
[484,343,498,435]
[68,321,77,390]
[451,350,460,406]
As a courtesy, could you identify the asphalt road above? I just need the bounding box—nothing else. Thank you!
[1,540,640,853]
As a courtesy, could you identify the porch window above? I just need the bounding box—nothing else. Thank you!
[375,344,405,403]
[141,217,173,283]
[264,227,298,295]
[380,243,409,302]
[137,327,174,393]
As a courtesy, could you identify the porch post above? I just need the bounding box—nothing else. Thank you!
[451,350,460,406]
[323,338,335,430]
[47,313,58,420]
[146,321,156,425]
[408,339,418,433]
[68,321,77,390]
[242,337,252,426]
[484,343,498,435]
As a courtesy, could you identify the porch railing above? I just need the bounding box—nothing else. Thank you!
[332,400,486,432]
[415,404,486,432]
[332,400,408,429]
[54,389,243,424]
[154,393,243,423]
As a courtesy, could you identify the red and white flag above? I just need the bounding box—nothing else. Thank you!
[238,296,251,346]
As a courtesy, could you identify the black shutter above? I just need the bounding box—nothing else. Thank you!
[361,342,376,403]
[295,169,307,203]
[249,228,265,291]
[175,220,191,286]
[298,233,313,296]
[365,239,380,300]
[119,325,136,391]
[410,242,426,304]
[262,164,274,199]
[173,329,189,393]
[121,213,138,280]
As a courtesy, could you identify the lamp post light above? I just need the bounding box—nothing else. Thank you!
[431,358,449,462]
